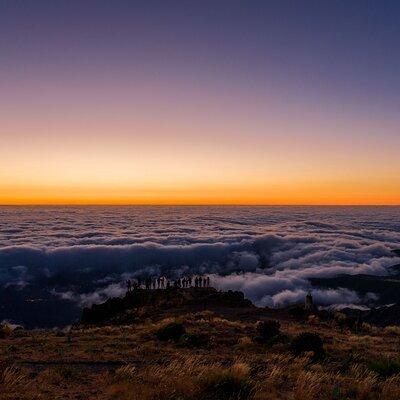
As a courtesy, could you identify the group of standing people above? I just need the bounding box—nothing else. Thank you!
[125,275,211,292]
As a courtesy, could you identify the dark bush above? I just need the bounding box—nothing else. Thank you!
[290,332,324,359]
[368,358,400,378]
[0,324,12,339]
[207,375,253,400]
[156,322,186,342]
[179,333,208,348]
[201,368,254,400]
[253,320,281,344]
[256,320,280,340]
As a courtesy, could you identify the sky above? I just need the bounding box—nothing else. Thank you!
[1,0,399,205]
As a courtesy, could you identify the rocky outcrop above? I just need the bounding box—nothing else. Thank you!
[81,287,253,325]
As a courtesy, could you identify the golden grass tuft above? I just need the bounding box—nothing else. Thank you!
[384,325,400,336]
[0,364,27,388]
[115,364,137,379]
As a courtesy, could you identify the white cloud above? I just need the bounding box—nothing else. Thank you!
[1,207,399,310]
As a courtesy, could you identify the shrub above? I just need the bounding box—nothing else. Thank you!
[156,322,186,342]
[290,332,324,359]
[253,320,281,344]
[368,358,400,378]
[384,325,400,336]
[179,333,208,348]
[200,363,254,400]
[0,324,13,339]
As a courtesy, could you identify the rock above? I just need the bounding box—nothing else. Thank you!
[80,287,253,326]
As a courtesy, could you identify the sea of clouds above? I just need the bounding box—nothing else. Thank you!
[1,206,399,312]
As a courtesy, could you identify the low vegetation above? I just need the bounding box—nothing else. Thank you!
[2,311,400,399]
[155,322,186,342]
[254,320,281,344]
[290,332,324,359]
[179,332,209,348]
[367,357,400,378]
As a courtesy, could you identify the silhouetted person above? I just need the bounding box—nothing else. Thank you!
[137,278,142,289]
[203,277,207,287]
[189,276,192,287]
[206,276,210,287]
[126,279,132,292]
[305,291,314,311]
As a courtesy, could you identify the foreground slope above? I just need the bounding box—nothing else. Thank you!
[1,288,400,400]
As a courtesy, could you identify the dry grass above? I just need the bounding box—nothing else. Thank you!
[0,364,27,388]
[384,325,400,336]
[107,357,254,400]
[1,312,400,399]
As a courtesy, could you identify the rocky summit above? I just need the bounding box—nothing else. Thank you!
[81,287,254,326]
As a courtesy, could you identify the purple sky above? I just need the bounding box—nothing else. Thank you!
[1,1,400,204]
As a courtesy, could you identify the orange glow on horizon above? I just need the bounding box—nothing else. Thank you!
[1,73,399,207]
[2,180,399,206]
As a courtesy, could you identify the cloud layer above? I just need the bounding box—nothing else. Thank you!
[1,206,399,313]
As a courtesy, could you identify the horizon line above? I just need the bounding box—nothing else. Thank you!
[1,203,399,207]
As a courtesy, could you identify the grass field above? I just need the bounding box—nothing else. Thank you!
[2,309,400,399]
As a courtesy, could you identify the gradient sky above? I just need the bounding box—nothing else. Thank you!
[1,0,400,205]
